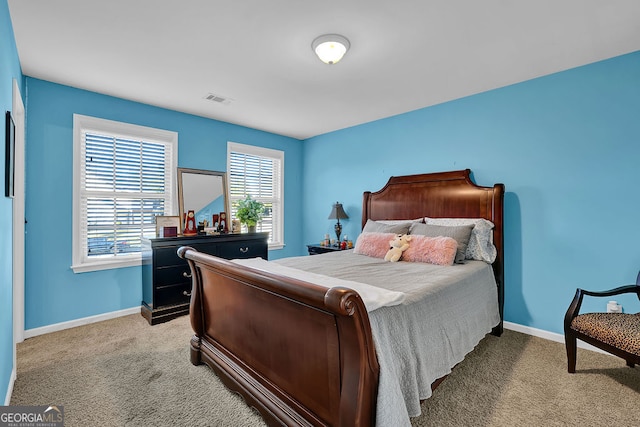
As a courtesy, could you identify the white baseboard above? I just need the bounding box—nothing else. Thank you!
[20,310,612,350]
[4,368,16,405]
[23,307,141,339]
[504,321,610,356]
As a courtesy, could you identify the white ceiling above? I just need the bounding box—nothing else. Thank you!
[8,1,640,140]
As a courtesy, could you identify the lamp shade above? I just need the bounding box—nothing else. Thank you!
[312,34,350,64]
[328,202,349,220]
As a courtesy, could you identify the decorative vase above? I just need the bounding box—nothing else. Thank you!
[248,225,256,233]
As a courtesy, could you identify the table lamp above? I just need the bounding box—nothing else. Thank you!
[328,202,349,244]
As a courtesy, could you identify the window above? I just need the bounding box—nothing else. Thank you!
[227,142,284,249]
[72,115,178,273]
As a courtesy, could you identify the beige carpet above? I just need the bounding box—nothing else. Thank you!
[10,314,640,426]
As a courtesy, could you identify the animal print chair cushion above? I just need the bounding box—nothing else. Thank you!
[570,313,640,356]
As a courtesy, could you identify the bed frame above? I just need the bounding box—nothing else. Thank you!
[178,169,504,427]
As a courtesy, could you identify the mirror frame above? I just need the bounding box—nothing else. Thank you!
[177,167,229,234]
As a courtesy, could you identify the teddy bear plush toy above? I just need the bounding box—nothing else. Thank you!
[384,234,412,262]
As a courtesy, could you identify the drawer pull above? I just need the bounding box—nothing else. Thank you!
[183,290,191,297]
[183,271,192,278]
[239,247,249,253]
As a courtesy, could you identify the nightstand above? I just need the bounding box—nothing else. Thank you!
[307,244,344,255]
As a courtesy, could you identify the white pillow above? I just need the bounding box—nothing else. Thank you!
[424,217,497,263]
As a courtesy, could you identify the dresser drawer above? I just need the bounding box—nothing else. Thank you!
[218,239,267,259]
[154,246,186,267]
[154,243,218,267]
[189,242,220,257]
[155,265,192,287]
[154,282,191,308]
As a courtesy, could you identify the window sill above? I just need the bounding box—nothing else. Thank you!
[71,255,141,273]
[268,243,285,250]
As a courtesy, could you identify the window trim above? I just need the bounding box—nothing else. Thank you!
[71,114,178,273]
[227,141,284,250]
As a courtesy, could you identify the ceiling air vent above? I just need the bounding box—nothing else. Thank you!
[203,93,232,105]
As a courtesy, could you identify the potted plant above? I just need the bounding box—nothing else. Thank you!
[235,195,265,233]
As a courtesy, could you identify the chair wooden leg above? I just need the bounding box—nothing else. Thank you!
[626,360,635,368]
[565,332,577,373]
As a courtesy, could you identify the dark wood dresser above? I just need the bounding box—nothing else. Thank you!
[141,232,269,325]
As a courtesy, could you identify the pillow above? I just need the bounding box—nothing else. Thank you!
[402,235,457,266]
[409,222,473,264]
[424,218,497,263]
[353,232,396,259]
[362,219,412,235]
[375,218,424,225]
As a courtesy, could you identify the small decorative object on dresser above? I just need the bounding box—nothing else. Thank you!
[219,211,228,232]
[155,215,180,238]
[183,210,197,236]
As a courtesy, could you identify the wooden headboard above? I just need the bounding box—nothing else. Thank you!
[362,169,505,332]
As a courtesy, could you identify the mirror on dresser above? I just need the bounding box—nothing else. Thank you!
[177,167,229,233]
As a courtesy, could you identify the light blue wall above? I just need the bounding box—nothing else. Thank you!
[0,0,23,405]
[303,51,640,335]
[23,78,303,330]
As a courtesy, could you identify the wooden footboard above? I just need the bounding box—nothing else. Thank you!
[178,246,379,427]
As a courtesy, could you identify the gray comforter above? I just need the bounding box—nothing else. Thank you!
[276,250,500,426]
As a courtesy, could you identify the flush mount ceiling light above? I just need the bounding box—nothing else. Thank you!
[312,34,350,65]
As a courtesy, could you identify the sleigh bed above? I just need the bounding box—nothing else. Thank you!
[178,169,504,426]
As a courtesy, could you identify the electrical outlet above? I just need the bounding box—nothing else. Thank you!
[607,301,622,313]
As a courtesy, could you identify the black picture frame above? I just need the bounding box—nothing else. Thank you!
[5,111,15,198]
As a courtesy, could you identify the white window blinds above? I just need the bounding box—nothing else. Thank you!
[227,142,284,249]
[72,115,177,272]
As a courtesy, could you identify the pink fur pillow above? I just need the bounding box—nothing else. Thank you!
[353,232,396,259]
[402,235,458,266]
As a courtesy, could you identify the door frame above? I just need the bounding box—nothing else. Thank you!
[12,78,25,349]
